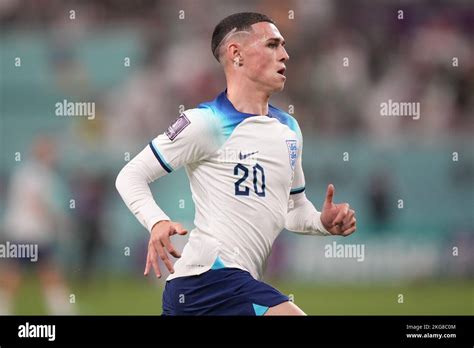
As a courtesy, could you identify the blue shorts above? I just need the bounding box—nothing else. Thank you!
[162,268,289,316]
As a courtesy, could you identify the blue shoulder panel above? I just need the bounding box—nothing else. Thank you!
[198,90,253,139]
[198,90,301,140]
[267,104,300,136]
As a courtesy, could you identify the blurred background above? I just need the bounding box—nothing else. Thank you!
[0,0,473,315]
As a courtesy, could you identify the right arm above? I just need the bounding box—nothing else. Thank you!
[115,110,218,277]
[115,145,187,277]
[115,145,171,233]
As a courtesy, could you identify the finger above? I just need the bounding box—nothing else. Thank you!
[154,239,175,274]
[333,203,349,225]
[341,218,356,232]
[342,225,356,236]
[173,223,188,236]
[342,209,355,225]
[161,234,181,258]
[325,184,335,204]
[329,225,343,235]
[149,248,161,278]
[144,252,151,276]
[176,228,188,235]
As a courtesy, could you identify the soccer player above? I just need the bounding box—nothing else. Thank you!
[116,12,357,315]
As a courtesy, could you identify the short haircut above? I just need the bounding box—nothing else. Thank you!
[211,12,275,61]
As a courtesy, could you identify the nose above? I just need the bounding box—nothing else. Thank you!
[279,46,289,62]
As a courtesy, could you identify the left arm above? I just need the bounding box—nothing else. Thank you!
[285,191,331,236]
[285,185,357,237]
[285,119,357,237]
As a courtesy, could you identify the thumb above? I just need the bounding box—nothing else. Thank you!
[173,223,188,236]
[325,184,335,205]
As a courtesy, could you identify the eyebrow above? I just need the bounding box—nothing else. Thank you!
[266,37,286,46]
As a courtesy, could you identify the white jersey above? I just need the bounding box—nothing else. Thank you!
[116,90,330,281]
[4,160,60,244]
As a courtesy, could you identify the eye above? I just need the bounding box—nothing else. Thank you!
[267,43,278,48]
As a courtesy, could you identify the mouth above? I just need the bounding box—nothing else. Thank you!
[277,67,286,76]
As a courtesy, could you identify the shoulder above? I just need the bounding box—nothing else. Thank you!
[268,104,302,138]
[171,107,223,146]
[175,107,218,135]
[181,107,215,123]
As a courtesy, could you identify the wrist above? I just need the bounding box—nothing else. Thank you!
[317,213,332,235]
[150,219,170,233]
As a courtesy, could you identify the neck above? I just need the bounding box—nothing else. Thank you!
[226,79,270,115]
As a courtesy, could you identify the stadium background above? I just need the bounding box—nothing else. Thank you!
[0,0,473,314]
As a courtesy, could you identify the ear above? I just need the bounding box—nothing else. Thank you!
[226,42,242,66]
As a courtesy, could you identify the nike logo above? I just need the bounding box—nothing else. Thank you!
[239,151,259,160]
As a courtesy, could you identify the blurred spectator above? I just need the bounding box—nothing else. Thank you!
[0,136,75,315]
[71,170,107,284]
[366,170,394,234]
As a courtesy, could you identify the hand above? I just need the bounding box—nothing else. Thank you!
[320,184,357,237]
[144,220,188,277]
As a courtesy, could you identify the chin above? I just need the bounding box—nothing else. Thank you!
[261,79,285,95]
[273,82,285,93]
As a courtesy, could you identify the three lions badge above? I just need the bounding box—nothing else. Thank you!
[286,140,297,170]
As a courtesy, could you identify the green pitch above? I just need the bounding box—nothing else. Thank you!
[13,275,473,315]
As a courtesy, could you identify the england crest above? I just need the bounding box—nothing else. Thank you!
[286,140,298,170]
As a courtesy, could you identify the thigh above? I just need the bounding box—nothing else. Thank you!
[265,301,306,316]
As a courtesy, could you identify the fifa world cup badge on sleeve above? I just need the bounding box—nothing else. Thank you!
[286,140,297,170]
[166,113,191,141]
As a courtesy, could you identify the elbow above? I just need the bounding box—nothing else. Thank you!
[115,165,128,196]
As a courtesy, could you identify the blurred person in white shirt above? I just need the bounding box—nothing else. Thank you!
[0,136,75,315]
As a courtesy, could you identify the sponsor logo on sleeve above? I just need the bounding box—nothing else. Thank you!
[165,113,191,141]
